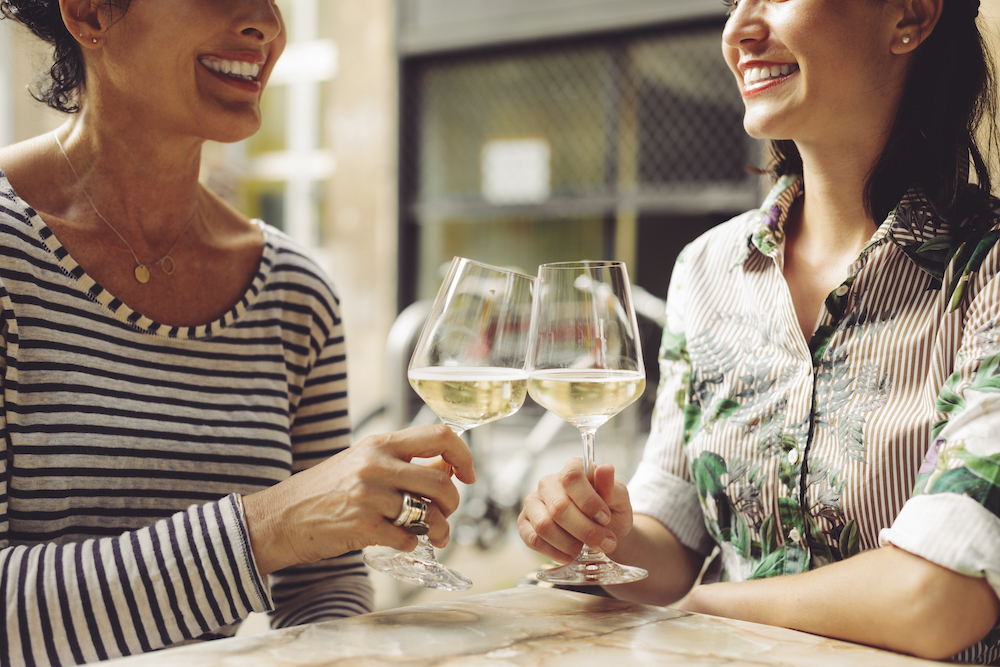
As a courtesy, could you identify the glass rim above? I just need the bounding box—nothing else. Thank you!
[450,256,536,281]
[538,260,626,270]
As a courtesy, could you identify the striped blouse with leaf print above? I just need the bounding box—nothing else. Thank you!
[628,174,1000,664]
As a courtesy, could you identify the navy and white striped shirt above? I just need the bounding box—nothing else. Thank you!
[0,172,373,666]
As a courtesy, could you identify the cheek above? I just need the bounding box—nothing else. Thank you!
[721,44,740,78]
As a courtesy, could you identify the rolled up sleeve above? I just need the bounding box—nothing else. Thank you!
[628,247,715,557]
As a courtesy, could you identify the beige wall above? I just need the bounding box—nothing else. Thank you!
[314,0,398,425]
[5,21,64,142]
[984,0,1000,186]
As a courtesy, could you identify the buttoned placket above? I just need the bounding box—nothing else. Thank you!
[750,183,895,573]
[792,221,892,571]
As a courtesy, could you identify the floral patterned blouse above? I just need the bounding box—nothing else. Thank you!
[628,174,1000,664]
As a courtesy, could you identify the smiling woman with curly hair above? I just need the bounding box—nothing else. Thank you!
[0,1,475,665]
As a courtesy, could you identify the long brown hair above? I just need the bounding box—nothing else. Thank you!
[763,0,997,221]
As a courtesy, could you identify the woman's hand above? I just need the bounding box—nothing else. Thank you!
[243,424,475,575]
[518,457,633,563]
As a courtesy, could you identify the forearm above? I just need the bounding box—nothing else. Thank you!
[680,545,1000,660]
[604,514,705,606]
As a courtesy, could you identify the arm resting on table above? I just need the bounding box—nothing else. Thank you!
[602,514,706,606]
[678,544,999,660]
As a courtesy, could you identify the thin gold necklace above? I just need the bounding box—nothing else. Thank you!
[54,134,198,284]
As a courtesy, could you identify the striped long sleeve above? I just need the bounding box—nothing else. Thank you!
[0,173,372,665]
[0,494,269,664]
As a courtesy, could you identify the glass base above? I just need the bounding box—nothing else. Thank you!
[364,545,473,592]
[537,548,648,586]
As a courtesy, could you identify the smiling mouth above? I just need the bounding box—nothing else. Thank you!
[743,63,799,86]
[199,57,262,82]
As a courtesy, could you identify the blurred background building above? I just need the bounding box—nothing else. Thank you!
[5,0,1000,442]
[3,0,1000,610]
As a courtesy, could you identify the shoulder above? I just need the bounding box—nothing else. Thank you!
[0,135,65,213]
[0,169,42,241]
[257,222,344,321]
[939,193,1000,313]
[674,209,759,274]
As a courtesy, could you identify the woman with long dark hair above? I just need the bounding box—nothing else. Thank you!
[519,0,1000,662]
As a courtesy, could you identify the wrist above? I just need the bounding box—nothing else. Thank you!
[242,485,294,575]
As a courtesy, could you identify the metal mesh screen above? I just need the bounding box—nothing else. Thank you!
[399,19,760,302]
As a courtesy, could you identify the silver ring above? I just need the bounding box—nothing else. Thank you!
[393,492,430,535]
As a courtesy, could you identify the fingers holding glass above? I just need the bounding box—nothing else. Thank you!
[526,260,647,585]
[364,258,534,591]
[520,465,619,561]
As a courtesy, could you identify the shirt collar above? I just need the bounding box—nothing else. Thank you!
[748,173,802,258]
[745,174,976,284]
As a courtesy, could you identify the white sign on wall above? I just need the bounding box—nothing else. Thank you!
[480,137,551,205]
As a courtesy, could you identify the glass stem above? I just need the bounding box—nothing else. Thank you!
[412,422,466,562]
[414,535,437,560]
[579,427,596,483]
[578,427,602,562]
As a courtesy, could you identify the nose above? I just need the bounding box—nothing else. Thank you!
[722,1,767,51]
[235,0,284,43]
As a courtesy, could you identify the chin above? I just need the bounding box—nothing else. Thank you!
[208,116,263,144]
[741,112,790,142]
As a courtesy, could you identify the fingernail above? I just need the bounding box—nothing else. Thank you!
[600,536,616,553]
[595,511,610,526]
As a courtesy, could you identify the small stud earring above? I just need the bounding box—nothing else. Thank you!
[92,38,98,44]
[902,35,912,44]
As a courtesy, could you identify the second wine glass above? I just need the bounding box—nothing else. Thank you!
[527,260,648,585]
[364,257,534,590]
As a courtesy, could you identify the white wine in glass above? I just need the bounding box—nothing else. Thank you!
[527,260,648,585]
[364,257,534,591]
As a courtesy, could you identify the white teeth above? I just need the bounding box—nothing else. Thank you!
[199,57,261,81]
[743,63,798,86]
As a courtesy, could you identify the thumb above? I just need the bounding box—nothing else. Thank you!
[593,463,617,504]
[424,455,453,474]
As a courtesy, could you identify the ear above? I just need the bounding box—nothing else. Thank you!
[891,0,944,54]
[58,0,106,49]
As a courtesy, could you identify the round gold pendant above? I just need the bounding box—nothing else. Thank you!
[134,265,151,284]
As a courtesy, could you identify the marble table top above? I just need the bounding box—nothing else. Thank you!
[106,586,950,666]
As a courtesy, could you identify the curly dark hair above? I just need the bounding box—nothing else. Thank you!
[761,0,998,221]
[0,0,131,113]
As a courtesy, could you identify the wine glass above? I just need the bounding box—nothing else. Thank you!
[364,257,535,590]
[527,260,648,585]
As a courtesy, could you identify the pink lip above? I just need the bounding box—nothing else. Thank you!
[742,77,791,99]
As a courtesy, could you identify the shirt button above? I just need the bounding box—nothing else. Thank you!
[788,449,800,465]
[835,284,850,297]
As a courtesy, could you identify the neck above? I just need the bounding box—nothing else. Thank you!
[789,133,887,259]
[55,111,206,252]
